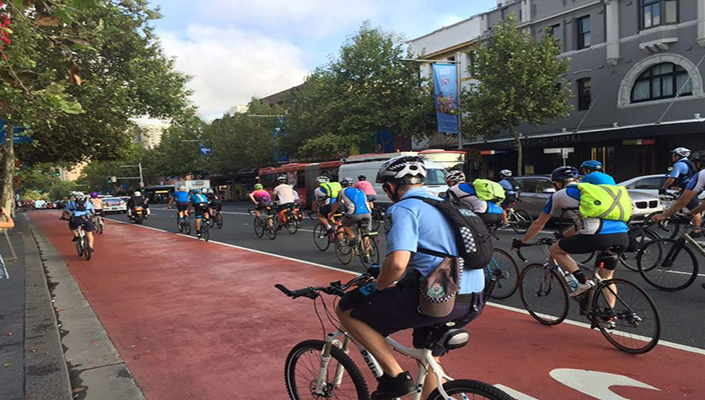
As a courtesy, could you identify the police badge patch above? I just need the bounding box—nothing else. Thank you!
[384,212,393,234]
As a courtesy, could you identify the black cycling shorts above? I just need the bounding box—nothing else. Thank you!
[318,204,333,216]
[338,278,483,356]
[277,202,294,212]
[558,233,629,254]
[479,213,503,226]
[255,201,273,211]
[94,209,104,216]
[69,217,95,232]
[209,202,222,212]
[192,203,209,217]
[176,202,189,212]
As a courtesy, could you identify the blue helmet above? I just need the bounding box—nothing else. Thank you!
[551,166,580,182]
[580,160,603,172]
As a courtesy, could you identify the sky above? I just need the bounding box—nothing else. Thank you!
[149,0,498,120]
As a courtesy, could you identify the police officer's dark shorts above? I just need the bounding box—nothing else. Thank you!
[69,217,95,232]
[558,233,629,255]
[338,276,484,356]
[176,202,189,212]
[319,204,333,216]
[192,203,209,218]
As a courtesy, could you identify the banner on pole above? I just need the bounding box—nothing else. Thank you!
[432,63,459,134]
[198,143,212,156]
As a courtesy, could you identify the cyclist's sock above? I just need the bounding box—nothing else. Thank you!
[572,270,588,284]
[325,224,333,230]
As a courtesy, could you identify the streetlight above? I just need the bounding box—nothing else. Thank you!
[399,56,464,150]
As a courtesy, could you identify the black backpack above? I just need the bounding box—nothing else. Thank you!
[407,196,494,270]
[74,200,87,212]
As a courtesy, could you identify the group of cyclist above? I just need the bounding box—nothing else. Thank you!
[167,186,222,238]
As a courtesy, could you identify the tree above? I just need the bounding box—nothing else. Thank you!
[0,0,190,209]
[282,21,435,158]
[462,16,573,175]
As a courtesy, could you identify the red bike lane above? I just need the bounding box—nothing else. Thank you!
[31,211,705,399]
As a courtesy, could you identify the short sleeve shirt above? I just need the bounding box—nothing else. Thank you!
[190,194,208,204]
[251,190,271,202]
[173,191,190,203]
[542,185,628,235]
[581,172,616,185]
[386,188,484,294]
[273,184,296,204]
[353,180,377,195]
[668,160,690,179]
[338,187,370,215]
[686,170,705,193]
[65,200,94,218]
[314,187,330,206]
[446,183,503,215]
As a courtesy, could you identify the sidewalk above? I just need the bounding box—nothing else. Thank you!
[0,215,71,400]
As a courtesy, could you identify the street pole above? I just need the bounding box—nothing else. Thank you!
[138,162,144,189]
[455,51,463,150]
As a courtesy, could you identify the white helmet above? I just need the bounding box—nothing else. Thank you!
[376,156,427,185]
[178,186,187,192]
[672,147,691,158]
[201,188,208,194]
[445,170,466,185]
[133,191,141,197]
[499,169,513,178]
[316,176,329,184]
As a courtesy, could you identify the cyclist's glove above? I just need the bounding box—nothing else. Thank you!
[367,264,381,279]
[658,188,667,196]
[554,231,565,240]
[511,238,525,250]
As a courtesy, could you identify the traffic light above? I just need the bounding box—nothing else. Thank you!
[106,176,116,183]
[54,168,60,177]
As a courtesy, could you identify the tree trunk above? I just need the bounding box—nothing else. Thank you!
[509,125,523,176]
[0,122,14,213]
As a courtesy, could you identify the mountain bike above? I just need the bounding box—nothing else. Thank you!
[636,216,701,291]
[75,223,92,261]
[275,274,513,400]
[516,237,660,354]
[176,213,191,235]
[334,221,379,268]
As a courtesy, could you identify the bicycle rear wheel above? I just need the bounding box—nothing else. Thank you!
[313,224,330,251]
[510,209,533,234]
[487,249,520,300]
[285,340,369,400]
[335,237,354,265]
[184,220,191,235]
[266,215,278,240]
[83,237,91,260]
[519,264,569,325]
[177,216,183,233]
[253,216,265,238]
[76,241,83,256]
[96,219,104,235]
[637,239,698,291]
[285,214,298,234]
[592,278,660,354]
[427,380,514,400]
[216,212,223,229]
[201,223,210,242]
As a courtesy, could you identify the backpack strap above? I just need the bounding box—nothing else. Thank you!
[405,196,454,258]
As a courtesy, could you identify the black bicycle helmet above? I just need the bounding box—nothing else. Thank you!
[550,166,580,182]
[357,175,367,181]
[690,150,705,167]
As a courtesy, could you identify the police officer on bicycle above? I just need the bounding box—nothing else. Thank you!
[336,156,485,400]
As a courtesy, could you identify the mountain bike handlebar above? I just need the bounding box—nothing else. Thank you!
[276,273,372,300]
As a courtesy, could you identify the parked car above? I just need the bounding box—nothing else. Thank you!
[102,197,127,214]
[619,174,705,199]
[515,175,662,223]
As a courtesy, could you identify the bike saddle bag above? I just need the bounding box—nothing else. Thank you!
[436,328,470,350]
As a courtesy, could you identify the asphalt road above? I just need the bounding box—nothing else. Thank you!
[105,202,705,350]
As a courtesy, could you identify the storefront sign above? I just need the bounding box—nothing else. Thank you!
[622,138,655,146]
[495,133,583,149]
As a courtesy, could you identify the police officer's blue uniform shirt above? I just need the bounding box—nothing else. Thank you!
[668,160,690,180]
[173,191,190,203]
[190,193,208,204]
[64,200,94,218]
[581,172,616,185]
[385,187,484,294]
[499,179,517,196]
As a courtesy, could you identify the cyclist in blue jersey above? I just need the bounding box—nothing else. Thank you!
[167,186,191,221]
[330,177,372,244]
[63,193,96,251]
[580,160,616,185]
[190,188,210,238]
[660,147,701,234]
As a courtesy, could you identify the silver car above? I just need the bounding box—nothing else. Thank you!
[515,175,662,223]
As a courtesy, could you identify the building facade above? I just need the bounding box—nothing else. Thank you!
[409,0,705,181]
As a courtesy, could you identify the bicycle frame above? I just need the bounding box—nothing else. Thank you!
[317,328,455,400]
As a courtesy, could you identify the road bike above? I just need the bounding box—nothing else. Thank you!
[334,221,379,268]
[75,223,92,261]
[312,214,345,251]
[197,215,210,242]
[280,204,300,235]
[0,253,8,279]
[504,199,532,234]
[93,213,105,235]
[370,205,385,232]
[275,274,513,400]
[577,222,661,272]
[485,224,520,299]
[636,216,702,292]
[251,206,278,240]
[176,213,191,235]
[516,237,660,354]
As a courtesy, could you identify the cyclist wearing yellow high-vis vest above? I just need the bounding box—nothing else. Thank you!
[313,176,342,234]
[516,166,629,303]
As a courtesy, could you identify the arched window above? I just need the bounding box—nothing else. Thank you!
[631,62,692,103]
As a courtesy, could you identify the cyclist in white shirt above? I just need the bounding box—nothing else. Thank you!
[273,175,297,226]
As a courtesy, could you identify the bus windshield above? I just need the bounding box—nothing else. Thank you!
[425,168,447,186]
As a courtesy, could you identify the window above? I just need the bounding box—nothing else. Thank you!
[641,0,678,30]
[547,23,562,48]
[577,78,592,110]
[535,179,554,193]
[634,176,666,190]
[576,16,591,49]
[631,62,692,103]
[466,51,476,75]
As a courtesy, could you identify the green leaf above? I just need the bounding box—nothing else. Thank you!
[72,0,100,10]
[8,0,28,11]
[52,7,76,25]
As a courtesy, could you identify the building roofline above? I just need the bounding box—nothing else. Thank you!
[407,14,484,44]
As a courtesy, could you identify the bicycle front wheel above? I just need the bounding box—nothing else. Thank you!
[83,238,91,260]
[359,235,379,268]
[184,221,191,235]
[285,215,298,234]
[202,224,210,242]
[637,239,698,291]
[519,264,569,325]
[427,380,514,400]
[285,340,369,400]
[592,278,660,354]
[313,224,330,251]
[487,249,520,300]
[335,238,354,265]
[510,209,533,234]
[619,229,660,272]
[216,213,223,229]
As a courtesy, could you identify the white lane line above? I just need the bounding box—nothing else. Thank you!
[102,218,705,356]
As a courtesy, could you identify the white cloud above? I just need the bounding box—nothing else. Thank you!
[158,24,308,119]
